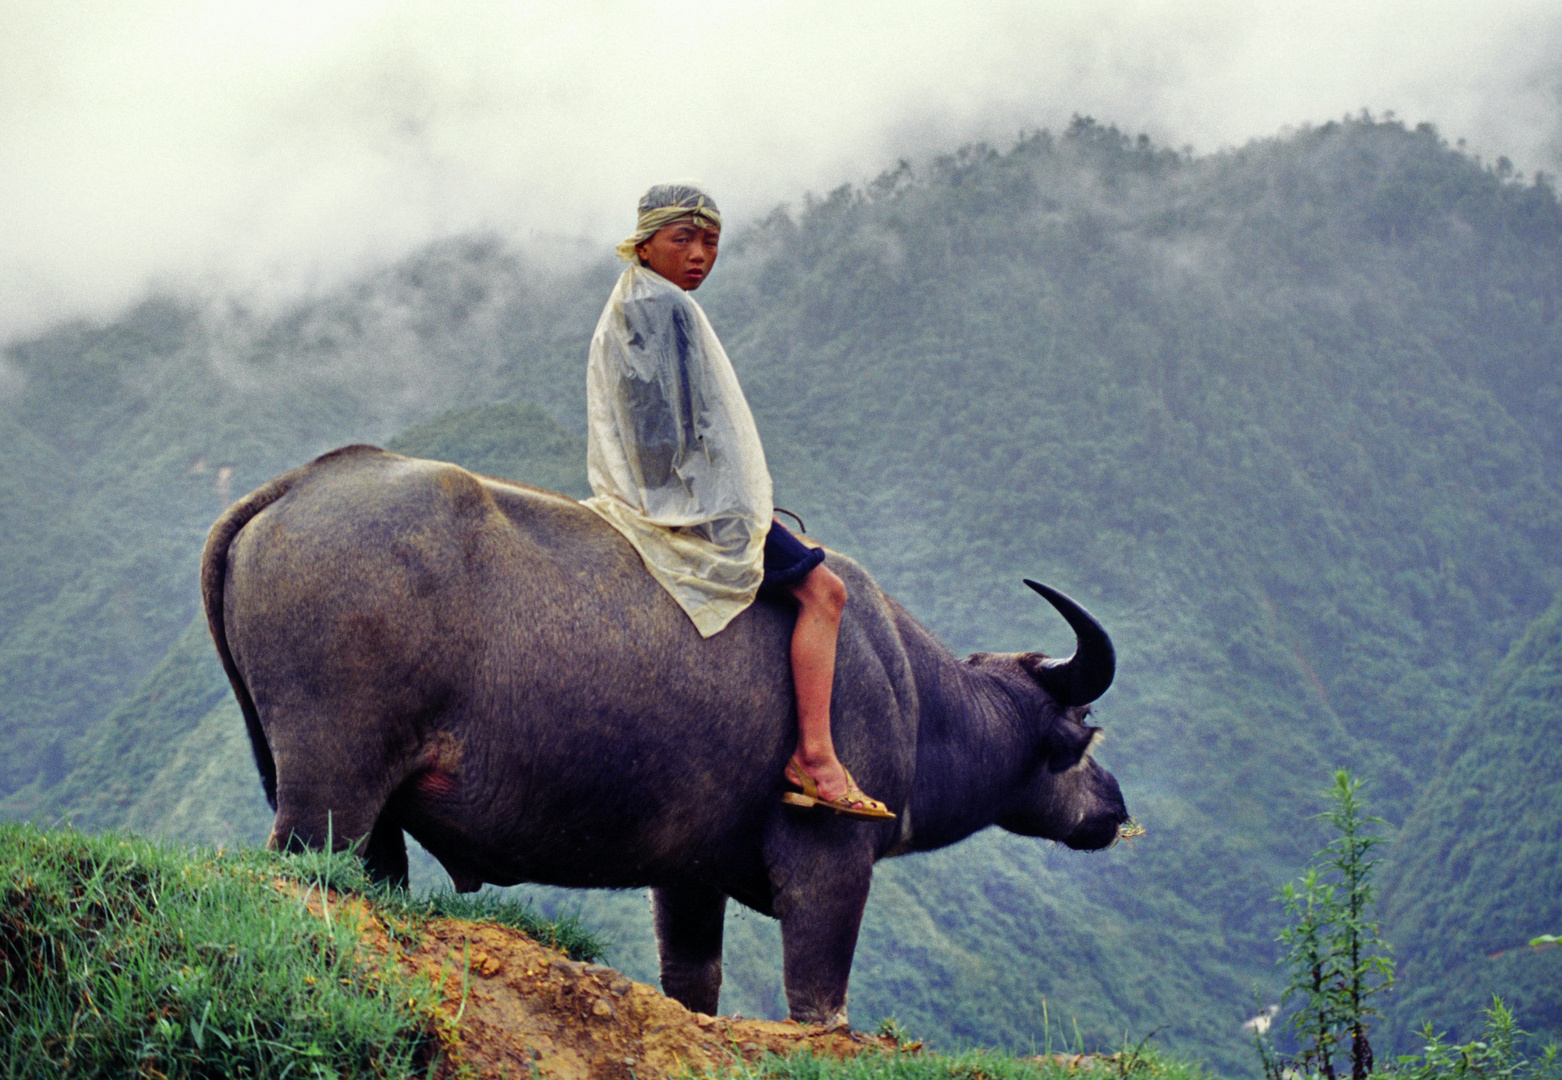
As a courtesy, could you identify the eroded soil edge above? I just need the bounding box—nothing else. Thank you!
[308,888,898,1079]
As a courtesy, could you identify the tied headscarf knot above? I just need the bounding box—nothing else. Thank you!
[616,183,722,262]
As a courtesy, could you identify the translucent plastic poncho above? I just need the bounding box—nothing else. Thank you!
[583,263,773,636]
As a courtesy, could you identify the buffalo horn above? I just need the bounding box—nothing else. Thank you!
[1022,580,1116,706]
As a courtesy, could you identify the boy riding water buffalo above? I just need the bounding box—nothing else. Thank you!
[198,182,1129,1026]
[583,183,892,820]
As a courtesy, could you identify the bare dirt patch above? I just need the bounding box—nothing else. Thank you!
[302,887,899,1079]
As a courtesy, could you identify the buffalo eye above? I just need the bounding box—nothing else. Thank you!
[1046,721,1101,773]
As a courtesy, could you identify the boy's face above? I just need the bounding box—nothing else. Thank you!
[636,219,720,290]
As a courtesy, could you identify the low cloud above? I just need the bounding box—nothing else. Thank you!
[3,0,1559,344]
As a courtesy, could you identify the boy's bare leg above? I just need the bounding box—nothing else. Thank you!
[786,564,852,803]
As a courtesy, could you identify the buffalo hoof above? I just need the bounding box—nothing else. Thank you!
[791,1004,849,1029]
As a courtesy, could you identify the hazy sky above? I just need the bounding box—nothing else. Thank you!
[3,0,1560,343]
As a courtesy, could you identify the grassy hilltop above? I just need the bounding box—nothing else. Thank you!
[2,822,1214,1080]
[2,114,1561,1074]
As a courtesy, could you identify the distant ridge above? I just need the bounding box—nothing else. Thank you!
[2,115,1560,1073]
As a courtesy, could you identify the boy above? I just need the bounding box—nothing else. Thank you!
[583,183,891,821]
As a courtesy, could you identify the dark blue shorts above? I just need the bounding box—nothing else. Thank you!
[760,521,825,595]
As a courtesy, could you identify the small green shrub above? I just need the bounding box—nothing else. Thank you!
[1259,770,1395,1080]
[1260,777,1562,1080]
[1390,998,1561,1080]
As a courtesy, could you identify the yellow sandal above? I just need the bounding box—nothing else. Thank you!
[783,756,896,820]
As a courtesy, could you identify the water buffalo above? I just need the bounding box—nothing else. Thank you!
[201,444,1129,1025]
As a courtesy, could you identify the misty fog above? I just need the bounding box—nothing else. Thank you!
[4,0,1560,345]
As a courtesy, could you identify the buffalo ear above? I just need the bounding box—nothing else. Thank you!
[1015,652,1055,680]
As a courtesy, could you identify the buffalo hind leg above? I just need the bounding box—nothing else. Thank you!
[651,882,728,1015]
[266,765,389,871]
[362,813,409,889]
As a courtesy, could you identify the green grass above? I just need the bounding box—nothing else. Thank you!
[0,822,602,1079]
[699,1041,1213,1080]
[368,881,604,963]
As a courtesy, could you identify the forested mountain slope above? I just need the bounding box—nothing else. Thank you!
[3,115,1560,1073]
[1379,593,1562,1047]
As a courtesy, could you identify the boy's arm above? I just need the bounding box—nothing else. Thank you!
[619,297,702,491]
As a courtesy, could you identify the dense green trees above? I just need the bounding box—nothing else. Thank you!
[2,114,1560,1073]
[1379,592,1562,1051]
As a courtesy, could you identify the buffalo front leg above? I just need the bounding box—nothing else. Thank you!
[651,882,728,1016]
[775,859,872,1027]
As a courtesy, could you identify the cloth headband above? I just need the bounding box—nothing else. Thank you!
[616,200,722,263]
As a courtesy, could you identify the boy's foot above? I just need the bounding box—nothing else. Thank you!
[786,751,854,801]
[783,756,895,821]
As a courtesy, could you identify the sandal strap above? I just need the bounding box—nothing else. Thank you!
[785,757,895,818]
